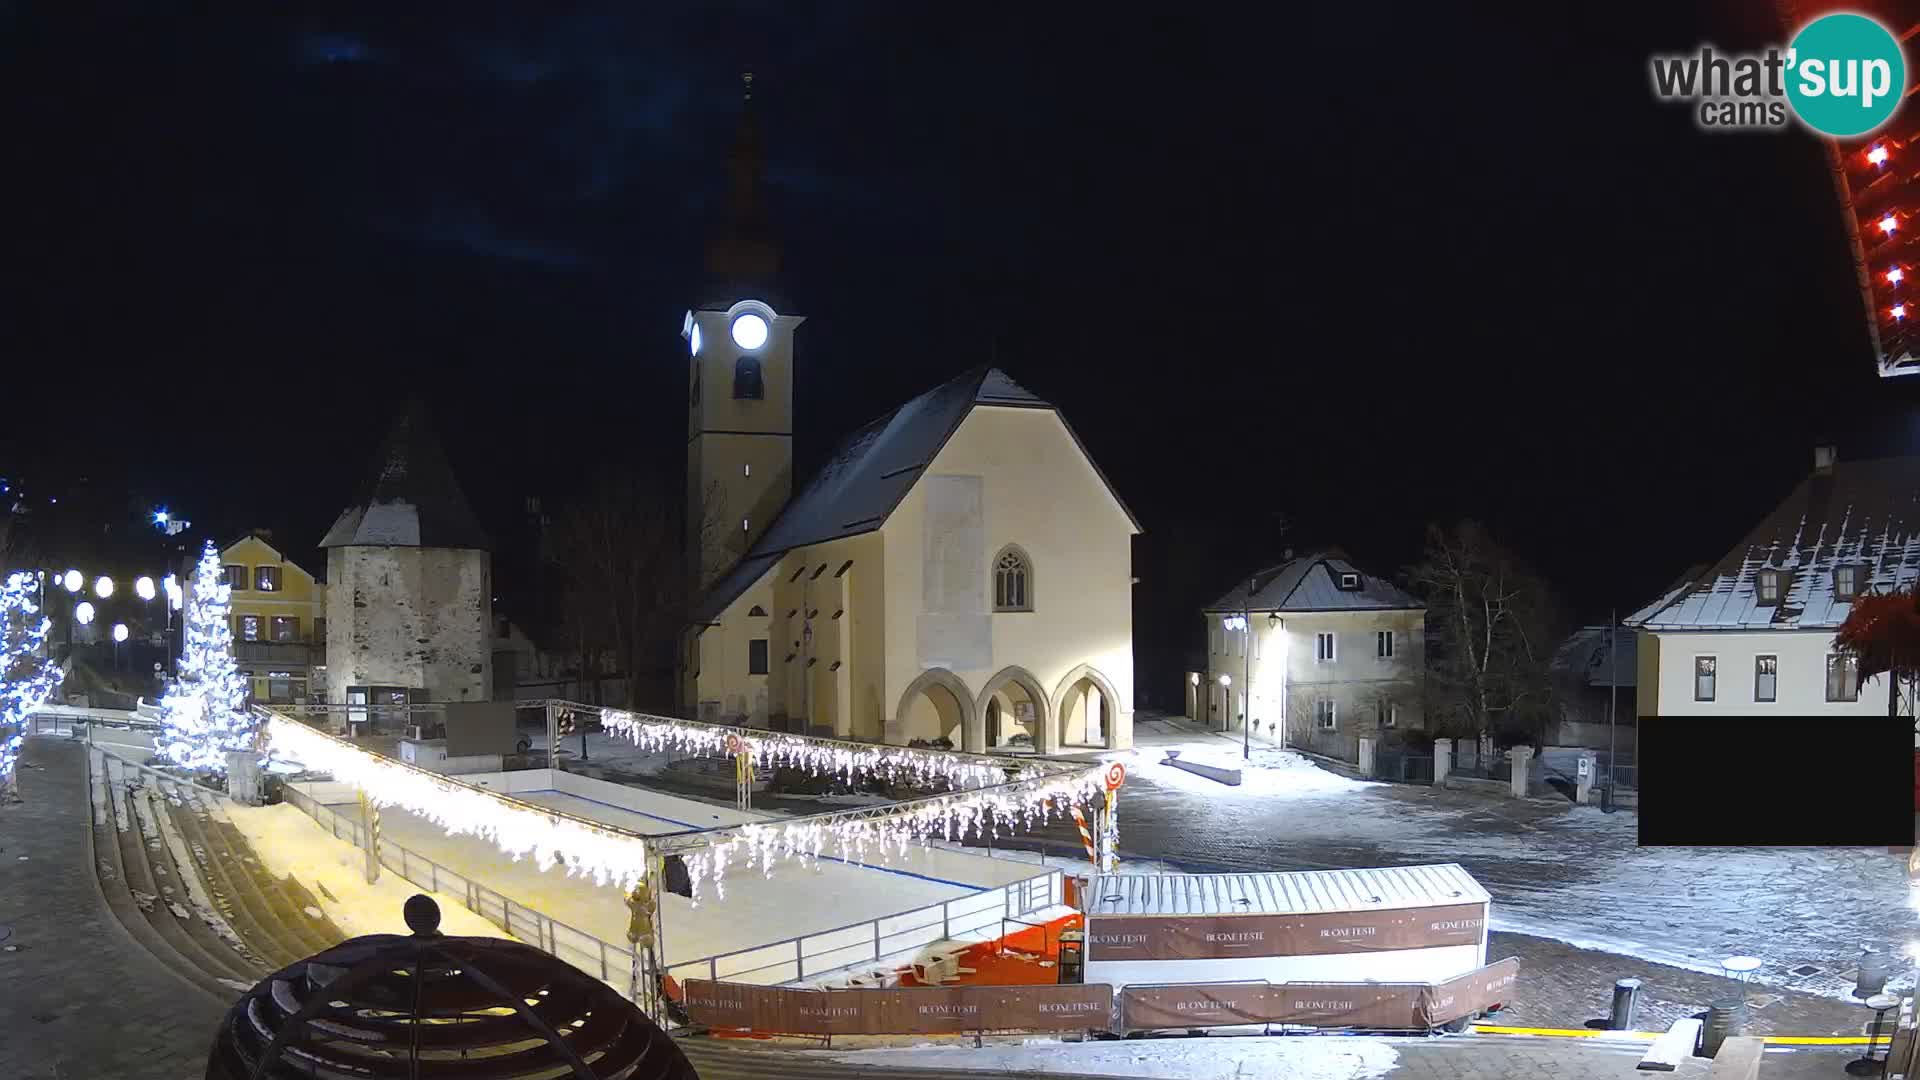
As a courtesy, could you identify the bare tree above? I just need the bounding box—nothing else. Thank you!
[1407,521,1562,744]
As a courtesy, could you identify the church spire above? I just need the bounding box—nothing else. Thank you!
[705,71,779,283]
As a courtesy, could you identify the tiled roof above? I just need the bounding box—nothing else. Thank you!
[1202,552,1424,614]
[320,402,490,551]
[1550,626,1637,689]
[690,366,1140,625]
[1627,456,1920,631]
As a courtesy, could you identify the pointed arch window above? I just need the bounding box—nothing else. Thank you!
[733,355,764,399]
[993,545,1033,612]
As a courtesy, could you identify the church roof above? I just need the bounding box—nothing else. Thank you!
[691,366,1139,624]
[320,402,491,551]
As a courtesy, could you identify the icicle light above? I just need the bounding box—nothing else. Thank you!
[265,715,653,891]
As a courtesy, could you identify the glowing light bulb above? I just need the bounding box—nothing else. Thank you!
[152,509,169,525]
[112,623,128,643]
[135,576,156,601]
[62,570,82,593]
[1894,304,1907,320]
[1881,214,1899,234]
[1870,145,1890,166]
[94,576,113,599]
[75,601,95,625]
[1890,268,1905,285]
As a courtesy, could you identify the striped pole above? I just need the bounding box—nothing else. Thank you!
[1070,804,1098,866]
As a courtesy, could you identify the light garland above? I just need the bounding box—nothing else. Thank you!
[266,714,655,890]
[599,708,1035,793]
[1,572,63,785]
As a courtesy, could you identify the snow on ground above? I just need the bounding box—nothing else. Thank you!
[1116,741,1377,798]
[1088,726,1920,1003]
[528,732,676,777]
[811,1034,1399,1080]
[225,802,515,942]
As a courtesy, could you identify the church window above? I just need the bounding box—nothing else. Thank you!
[748,639,769,675]
[747,605,767,617]
[733,355,764,399]
[993,545,1033,612]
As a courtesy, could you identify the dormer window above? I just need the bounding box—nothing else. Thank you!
[1756,570,1783,605]
[1834,565,1862,600]
[1338,572,1360,590]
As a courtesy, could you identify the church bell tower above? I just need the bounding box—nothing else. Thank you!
[686,73,801,595]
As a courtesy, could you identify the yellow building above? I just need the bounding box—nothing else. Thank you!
[218,531,325,703]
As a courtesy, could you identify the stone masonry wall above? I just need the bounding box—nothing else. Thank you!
[325,546,492,704]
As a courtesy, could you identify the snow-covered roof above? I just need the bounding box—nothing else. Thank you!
[1084,863,1488,918]
[1201,552,1423,615]
[321,402,490,551]
[690,366,1140,625]
[1550,626,1637,689]
[1626,456,1920,632]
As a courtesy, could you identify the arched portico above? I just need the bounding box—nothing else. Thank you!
[891,668,978,750]
[1052,663,1123,751]
[975,666,1050,754]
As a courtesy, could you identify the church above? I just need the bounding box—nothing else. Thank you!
[678,79,1139,755]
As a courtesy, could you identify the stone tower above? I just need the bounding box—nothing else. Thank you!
[686,72,803,594]
[320,402,492,706]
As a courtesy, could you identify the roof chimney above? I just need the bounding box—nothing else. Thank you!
[1813,445,1837,474]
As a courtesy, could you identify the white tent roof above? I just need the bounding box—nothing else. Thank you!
[1085,864,1488,918]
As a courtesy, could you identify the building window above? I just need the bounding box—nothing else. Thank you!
[1315,632,1336,663]
[1376,630,1394,659]
[1315,699,1338,730]
[1209,620,1221,656]
[224,565,247,590]
[238,615,263,642]
[1755,655,1777,703]
[1379,701,1398,728]
[748,639,769,675]
[1757,570,1782,605]
[993,546,1032,612]
[1339,572,1360,590]
[1834,565,1861,600]
[1693,656,1716,701]
[314,617,326,642]
[1827,653,1860,702]
[267,672,294,703]
[733,355,764,399]
[255,565,282,592]
[271,616,298,643]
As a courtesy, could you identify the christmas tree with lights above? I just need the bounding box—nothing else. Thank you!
[158,540,254,771]
[0,571,63,798]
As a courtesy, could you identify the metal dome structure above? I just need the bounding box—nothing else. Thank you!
[204,895,697,1080]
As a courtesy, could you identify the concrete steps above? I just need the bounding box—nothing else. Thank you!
[161,782,346,962]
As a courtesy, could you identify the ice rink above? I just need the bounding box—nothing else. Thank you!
[296,770,1051,981]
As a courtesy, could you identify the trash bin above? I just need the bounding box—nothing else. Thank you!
[1610,978,1642,1031]
[1701,997,1746,1057]
[1857,946,1891,998]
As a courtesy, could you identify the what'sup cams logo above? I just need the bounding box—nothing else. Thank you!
[1651,12,1906,136]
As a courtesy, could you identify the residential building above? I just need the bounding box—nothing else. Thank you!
[320,403,493,710]
[1626,447,1918,717]
[1195,553,1426,751]
[1547,626,1635,753]
[218,531,324,704]
[677,85,1139,754]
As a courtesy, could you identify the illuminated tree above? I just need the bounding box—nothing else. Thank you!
[0,571,63,799]
[158,540,253,770]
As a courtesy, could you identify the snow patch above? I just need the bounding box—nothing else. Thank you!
[1106,743,1376,798]
[811,1034,1400,1080]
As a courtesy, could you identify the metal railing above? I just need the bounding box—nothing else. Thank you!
[663,868,1060,987]
[278,784,648,1002]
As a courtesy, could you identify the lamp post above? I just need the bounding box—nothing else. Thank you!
[1605,609,1618,814]
[1269,611,1285,751]
[1243,578,1254,760]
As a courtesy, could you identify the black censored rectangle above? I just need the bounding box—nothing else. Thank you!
[1636,716,1914,847]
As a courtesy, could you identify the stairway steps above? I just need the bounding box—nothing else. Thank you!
[146,781,310,969]
[131,783,273,974]
[168,786,345,958]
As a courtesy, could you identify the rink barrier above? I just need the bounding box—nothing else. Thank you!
[663,867,1063,986]
[279,783,649,1004]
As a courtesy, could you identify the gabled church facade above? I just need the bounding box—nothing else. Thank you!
[677,79,1138,755]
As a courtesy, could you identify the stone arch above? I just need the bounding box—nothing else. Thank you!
[975,666,1050,753]
[1052,663,1124,751]
[891,667,978,750]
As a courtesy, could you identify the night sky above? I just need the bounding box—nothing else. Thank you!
[6,3,1920,703]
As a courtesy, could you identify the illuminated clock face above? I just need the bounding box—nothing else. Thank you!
[730,312,769,351]
[689,322,702,356]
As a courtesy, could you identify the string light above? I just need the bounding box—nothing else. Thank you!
[0,572,63,784]
[1890,268,1905,285]
[1870,145,1890,166]
[1894,305,1907,320]
[265,715,655,890]
[1881,214,1899,234]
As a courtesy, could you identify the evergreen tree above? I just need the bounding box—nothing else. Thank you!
[158,540,254,770]
[0,571,63,796]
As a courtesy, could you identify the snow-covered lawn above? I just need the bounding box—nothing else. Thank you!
[225,801,517,942]
[811,1034,1400,1080]
[1090,735,1918,1003]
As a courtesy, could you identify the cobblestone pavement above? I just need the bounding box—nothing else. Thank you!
[0,738,226,1080]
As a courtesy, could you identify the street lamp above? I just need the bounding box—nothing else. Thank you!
[75,601,95,625]
[135,576,156,601]
[94,575,114,599]
[61,570,82,593]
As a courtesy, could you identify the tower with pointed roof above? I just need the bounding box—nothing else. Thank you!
[685,72,803,597]
[320,402,493,707]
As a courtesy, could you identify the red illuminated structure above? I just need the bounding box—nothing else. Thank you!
[1780,1,1920,376]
